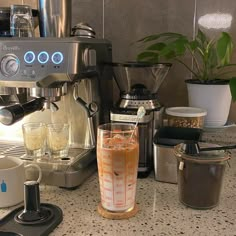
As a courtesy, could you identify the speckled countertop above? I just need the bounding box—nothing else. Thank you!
[1,128,236,236]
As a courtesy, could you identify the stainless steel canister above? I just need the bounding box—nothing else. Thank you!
[38,0,71,37]
[153,144,177,184]
[153,127,202,184]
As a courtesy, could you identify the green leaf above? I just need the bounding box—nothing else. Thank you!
[137,51,159,62]
[189,40,199,51]
[146,42,166,51]
[196,29,208,46]
[164,50,177,60]
[173,38,189,55]
[216,32,233,65]
[157,38,188,58]
[208,47,218,69]
[158,45,177,58]
[229,77,236,101]
[137,32,184,43]
[137,34,162,43]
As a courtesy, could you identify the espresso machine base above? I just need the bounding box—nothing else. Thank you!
[0,141,97,189]
[26,150,97,189]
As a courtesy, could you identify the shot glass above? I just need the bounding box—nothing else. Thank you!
[22,122,46,159]
[47,123,70,159]
[10,4,35,37]
[97,123,139,213]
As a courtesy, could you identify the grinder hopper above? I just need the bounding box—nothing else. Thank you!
[110,62,171,98]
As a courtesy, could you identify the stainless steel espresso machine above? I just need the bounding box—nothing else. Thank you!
[0,36,112,188]
[109,62,171,177]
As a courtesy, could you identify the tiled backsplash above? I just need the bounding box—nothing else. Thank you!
[1,0,236,122]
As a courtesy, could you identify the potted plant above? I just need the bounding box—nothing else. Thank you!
[136,29,236,127]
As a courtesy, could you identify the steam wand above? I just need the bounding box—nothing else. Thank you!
[73,84,98,147]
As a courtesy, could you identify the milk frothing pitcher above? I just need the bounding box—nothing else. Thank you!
[38,0,71,37]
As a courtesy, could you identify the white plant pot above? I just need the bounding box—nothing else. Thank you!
[186,82,232,128]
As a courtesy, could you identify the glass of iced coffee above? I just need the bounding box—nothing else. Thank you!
[97,123,139,216]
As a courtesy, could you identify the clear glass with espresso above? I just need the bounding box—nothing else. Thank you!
[22,122,46,159]
[47,123,70,159]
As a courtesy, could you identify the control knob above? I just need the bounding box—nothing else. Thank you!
[0,54,20,77]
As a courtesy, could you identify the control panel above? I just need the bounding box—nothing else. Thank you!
[0,37,107,87]
[1,46,67,79]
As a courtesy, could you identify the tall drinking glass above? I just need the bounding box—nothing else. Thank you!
[97,123,139,213]
[10,4,35,37]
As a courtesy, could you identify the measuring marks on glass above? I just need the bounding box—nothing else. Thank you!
[98,146,137,212]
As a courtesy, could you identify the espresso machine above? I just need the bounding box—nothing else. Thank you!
[110,62,171,177]
[0,36,112,189]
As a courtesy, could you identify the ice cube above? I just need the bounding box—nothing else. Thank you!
[112,134,126,141]
[102,134,129,149]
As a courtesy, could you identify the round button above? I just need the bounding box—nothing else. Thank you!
[24,51,35,64]
[1,54,20,77]
[51,52,64,64]
[38,51,49,64]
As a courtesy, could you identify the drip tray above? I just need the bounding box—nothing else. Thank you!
[0,140,97,189]
[0,203,63,236]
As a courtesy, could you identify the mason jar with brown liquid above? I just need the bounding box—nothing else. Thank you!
[174,143,230,209]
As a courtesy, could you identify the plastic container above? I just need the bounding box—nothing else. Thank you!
[165,107,207,128]
[174,143,230,209]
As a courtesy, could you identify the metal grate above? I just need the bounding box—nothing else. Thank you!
[0,141,25,157]
[0,141,92,160]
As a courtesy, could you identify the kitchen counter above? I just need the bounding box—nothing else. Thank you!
[1,128,236,236]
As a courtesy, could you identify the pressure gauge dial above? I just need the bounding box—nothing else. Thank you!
[0,54,20,77]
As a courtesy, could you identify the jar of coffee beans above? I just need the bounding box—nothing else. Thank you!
[165,107,207,129]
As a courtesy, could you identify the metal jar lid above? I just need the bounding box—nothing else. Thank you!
[71,22,96,38]
[174,142,230,163]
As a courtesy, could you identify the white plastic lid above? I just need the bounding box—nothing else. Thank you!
[165,107,207,117]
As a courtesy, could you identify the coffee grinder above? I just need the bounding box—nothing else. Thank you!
[110,62,171,177]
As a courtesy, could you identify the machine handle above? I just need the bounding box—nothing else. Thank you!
[0,98,45,125]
